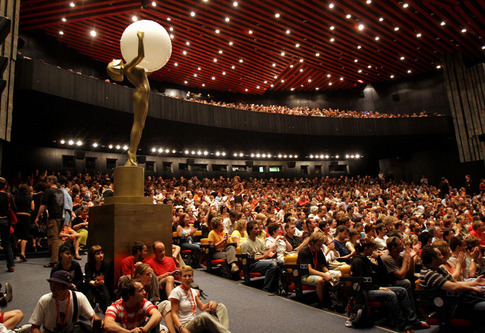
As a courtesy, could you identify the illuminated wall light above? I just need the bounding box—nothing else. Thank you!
[191,151,196,155]
[239,153,243,157]
[289,154,293,158]
[325,155,329,159]
[197,151,202,155]
[283,155,288,158]
[262,154,266,158]
[172,150,177,154]
[222,152,226,157]
[123,145,129,151]
[256,153,261,158]
[108,145,113,149]
[355,154,360,158]
[92,143,98,148]
[277,154,282,158]
[345,154,350,158]
[151,148,157,152]
[184,150,189,154]
[320,155,324,159]
[60,139,66,144]
[350,155,355,158]
[116,145,121,150]
[267,154,271,158]
[232,153,237,158]
[165,149,170,153]
[309,155,314,159]
[250,153,255,158]
[76,141,83,146]
[216,152,221,156]
[203,151,209,156]
[335,155,339,159]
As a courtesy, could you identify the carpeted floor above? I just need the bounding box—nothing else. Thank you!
[0,256,437,332]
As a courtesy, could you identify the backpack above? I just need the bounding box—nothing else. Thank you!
[346,295,374,328]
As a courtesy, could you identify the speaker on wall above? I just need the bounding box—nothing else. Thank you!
[287,161,296,168]
[138,155,146,164]
[245,161,253,167]
[187,158,195,166]
[75,151,85,160]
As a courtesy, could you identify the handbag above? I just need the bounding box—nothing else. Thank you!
[7,194,17,226]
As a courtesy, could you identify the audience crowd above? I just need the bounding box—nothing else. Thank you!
[0,170,485,332]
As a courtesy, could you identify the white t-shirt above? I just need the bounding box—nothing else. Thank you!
[29,291,94,332]
[169,286,198,325]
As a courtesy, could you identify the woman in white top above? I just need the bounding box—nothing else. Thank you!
[265,223,292,261]
[169,266,230,333]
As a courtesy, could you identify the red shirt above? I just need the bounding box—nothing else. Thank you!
[120,256,136,276]
[144,257,177,276]
[470,229,485,246]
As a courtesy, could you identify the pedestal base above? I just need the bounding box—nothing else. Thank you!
[88,203,172,285]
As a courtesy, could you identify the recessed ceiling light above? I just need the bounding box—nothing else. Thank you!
[295,43,300,47]
[436,65,441,69]
[184,80,188,84]
[329,82,333,85]
[228,41,233,45]
[357,45,362,49]
[256,86,260,89]
[358,24,365,31]
[245,88,248,92]
[441,21,446,26]
[186,41,190,45]
[286,29,291,34]
[69,2,75,7]
[379,17,384,22]
[407,69,412,73]
[280,52,285,56]
[151,1,156,6]
[390,75,394,78]
[169,34,174,39]
[275,13,280,18]
[272,63,276,67]
[201,83,205,87]
[354,59,358,62]
[330,38,335,42]
[225,17,230,22]
[183,50,187,55]
[403,3,409,8]
[330,26,335,30]
[375,36,380,41]
[340,77,344,80]
[169,27,174,31]
[281,79,285,82]
[315,52,320,57]
[59,31,64,35]
[367,65,372,68]
[190,11,196,17]
[299,59,304,62]
[218,50,223,54]
[215,29,220,33]
[61,17,66,22]
[167,17,171,21]
[416,33,422,38]
[197,67,201,70]
[90,30,96,37]
[239,59,243,63]
[400,56,405,60]
[132,16,138,22]
[248,30,253,34]
[461,28,467,33]
[213,58,217,62]
[232,65,235,69]
[233,1,238,6]
[193,74,197,77]
[346,14,351,19]
[358,69,363,73]
[299,69,303,72]
[366,0,372,4]
[264,80,268,84]
[222,71,226,75]
[290,88,295,91]
[329,3,334,8]
[327,74,331,77]
[394,27,400,31]
[174,62,178,66]
[308,78,312,82]
[211,77,215,80]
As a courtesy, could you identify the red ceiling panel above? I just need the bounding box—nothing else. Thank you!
[19,0,485,95]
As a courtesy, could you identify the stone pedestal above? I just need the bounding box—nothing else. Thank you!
[88,166,172,285]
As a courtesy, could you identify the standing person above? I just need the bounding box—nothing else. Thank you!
[107,30,149,166]
[0,177,15,272]
[29,270,98,333]
[169,266,230,333]
[14,184,33,262]
[31,181,48,252]
[58,176,73,228]
[35,175,64,268]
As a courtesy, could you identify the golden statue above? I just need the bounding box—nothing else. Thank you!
[107,30,149,166]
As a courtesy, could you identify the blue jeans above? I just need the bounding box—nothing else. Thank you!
[0,218,14,269]
[251,259,282,292]
[367,286,418,329]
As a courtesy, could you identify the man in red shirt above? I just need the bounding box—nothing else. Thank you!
[144,241,177,298]
[120,241,147,276]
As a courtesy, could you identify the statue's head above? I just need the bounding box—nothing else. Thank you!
[107,59,124,82]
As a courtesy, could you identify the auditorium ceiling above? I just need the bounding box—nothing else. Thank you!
[19,0,485,95]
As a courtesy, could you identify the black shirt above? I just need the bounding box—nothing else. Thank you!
[297,245,328,272]
[41,187,64,219]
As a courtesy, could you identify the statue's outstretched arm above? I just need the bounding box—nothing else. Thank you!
[124,30,145,70]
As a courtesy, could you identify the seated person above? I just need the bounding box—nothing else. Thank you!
[104,278,164,333]
[284,221,307,252]
[59,225,82,260]
[29,270,98,333]
[84,245,112,311]
[351,239,428,333]
[240,221,281,293]
[133,264,175,332]
[208,217,239,273]
[0,310,24,332]
[297,232,334,307]
[71,207,89,248]
[176,213,203,268]
[332,225,354,263]
[380,236,417,309]
[419,244,485,326]
[51,243,84,292]
[230,219,248,247]
[434,239,465,281]
[145,241,177,298]
[121,241,148,277]
[169,266,230,333]
[265,223,292,261]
